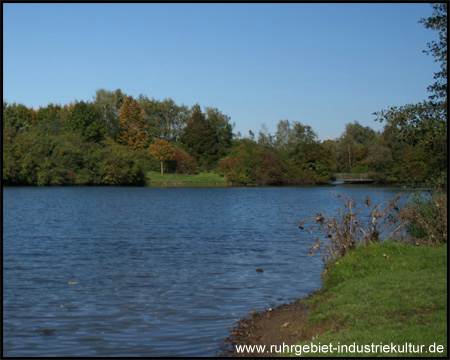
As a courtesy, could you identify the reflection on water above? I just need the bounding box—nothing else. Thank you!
[3,186,413,356]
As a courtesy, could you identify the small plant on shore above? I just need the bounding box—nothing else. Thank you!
[299,192,409,264]
[399,187,447,245]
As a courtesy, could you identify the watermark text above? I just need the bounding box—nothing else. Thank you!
[235,342,445,356]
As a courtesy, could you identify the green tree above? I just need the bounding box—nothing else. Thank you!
[419,3,447,102]
[93,88,126,140]
[373,3,447,186]
[180,105,219,169]
[114,89,125,110]
[274,119,317,153]
[3,128,55,185]
[204,106,233,159]
[65,101,106,143]
[220,141,260,185]
[336,121,376,173]
[34,103,69,136]
[138,95,190,141]
[343,121,376,146]
[257,123,274,148]
[292,141,335,184]
[274,119,292,151]
[36,103,62,124]
[158,98,189,141]
[374,102,446,150]
[367,139,393,181]
[2,102,34,131]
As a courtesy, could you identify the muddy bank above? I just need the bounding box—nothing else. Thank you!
[219,290,333,357]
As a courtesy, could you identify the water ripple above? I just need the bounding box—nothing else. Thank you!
[3,186,411,356]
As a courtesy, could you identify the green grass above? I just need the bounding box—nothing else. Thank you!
[288,242,447,357]
[146,171,227,186]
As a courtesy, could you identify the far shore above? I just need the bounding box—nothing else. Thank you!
[148,181,230,188]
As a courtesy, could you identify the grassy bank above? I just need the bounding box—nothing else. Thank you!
[287,241,447,357]
[146,171,227,187]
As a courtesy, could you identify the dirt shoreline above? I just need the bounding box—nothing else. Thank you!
[219,290,330,357]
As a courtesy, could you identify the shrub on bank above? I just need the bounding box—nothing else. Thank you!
[299,188,447,266]
[299,192,408,264]
[401,189,447,245]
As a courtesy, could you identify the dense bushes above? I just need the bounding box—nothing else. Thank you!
[219,140,333,186]
[174,149,198,175]
[401,189,447,245]
[2,126,149,186]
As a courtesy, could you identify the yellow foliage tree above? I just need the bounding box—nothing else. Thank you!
[148,138,176,175]
[118,96,149,149]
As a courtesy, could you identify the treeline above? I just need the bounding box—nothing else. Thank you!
[3,4,447,188]
[2,88,446,187]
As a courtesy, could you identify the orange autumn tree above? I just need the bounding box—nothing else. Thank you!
[148,138,176,175]
[117,96,149,149]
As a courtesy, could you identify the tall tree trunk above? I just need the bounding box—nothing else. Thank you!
[160,161,164,175]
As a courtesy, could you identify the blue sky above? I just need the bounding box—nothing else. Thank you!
[3,3,439,140]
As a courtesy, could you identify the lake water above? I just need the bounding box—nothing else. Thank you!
[3,185,414,356]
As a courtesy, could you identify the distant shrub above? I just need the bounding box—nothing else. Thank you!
[219,157,253,185]
[100,154,145,186]
[255,150,284,185]
[174,149,199,175]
